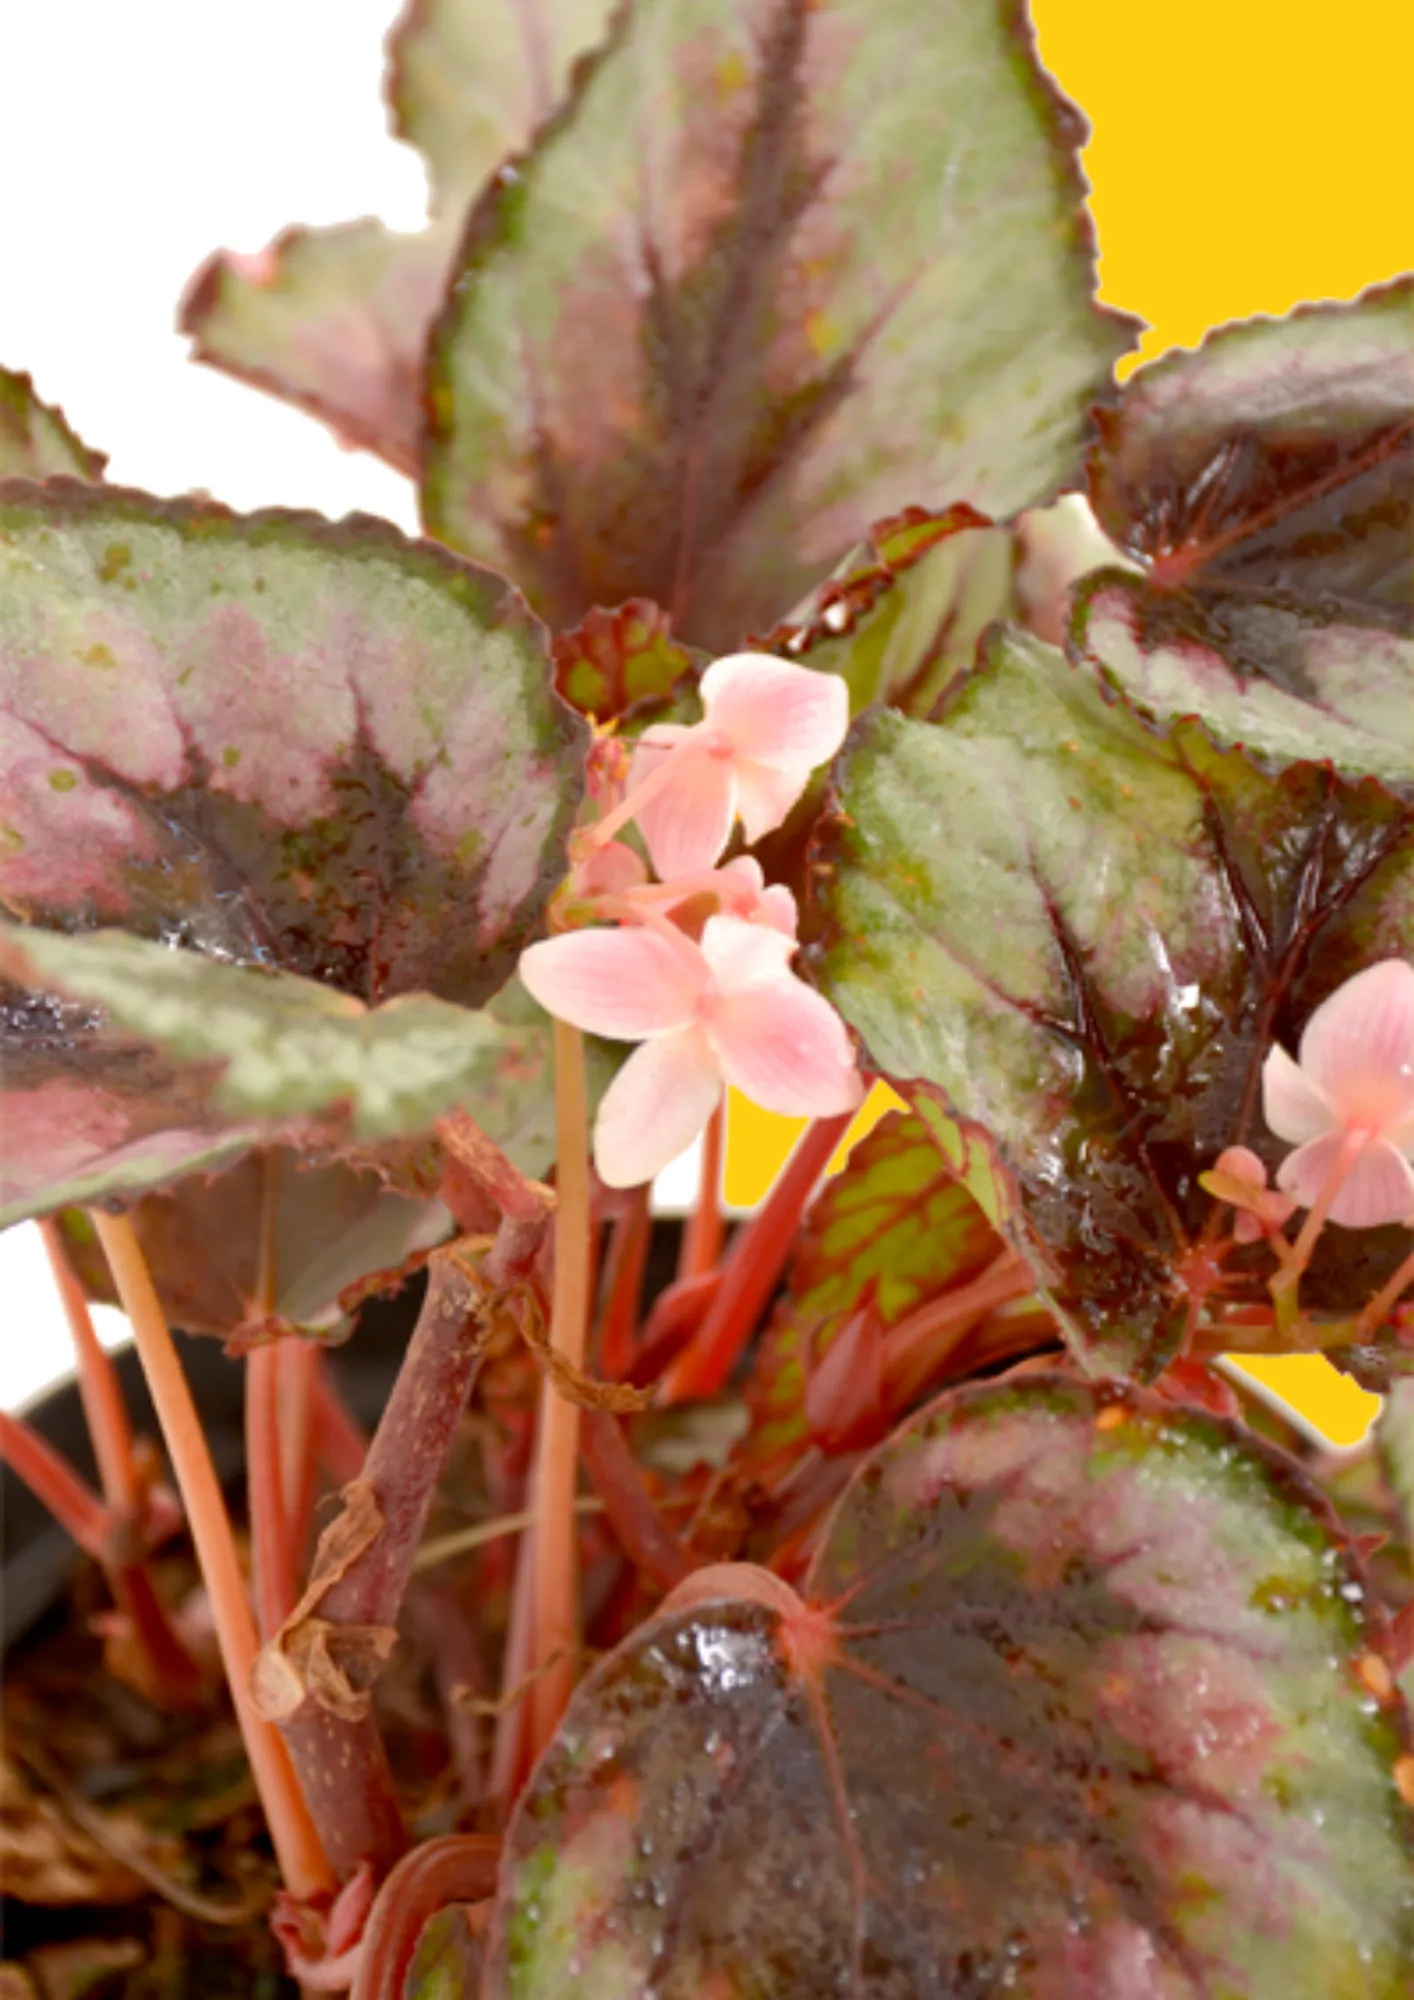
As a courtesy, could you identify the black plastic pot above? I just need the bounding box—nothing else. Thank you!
[1,1284,424,1654]
[1,1222,689,1651]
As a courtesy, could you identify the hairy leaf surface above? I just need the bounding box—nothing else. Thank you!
[493,1378,1414,1997]
[424,0,1135,648]
[0,925,554,1224]
[812,626,1414,1376]
[0,483,583,1005]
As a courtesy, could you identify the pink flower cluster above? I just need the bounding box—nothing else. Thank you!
[1261,958,1414,1230]
[520,654,863,1187]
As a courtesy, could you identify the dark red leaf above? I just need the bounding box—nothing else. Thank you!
[550,600,697,723]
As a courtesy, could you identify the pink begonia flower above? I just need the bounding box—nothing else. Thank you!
[519,913,863,1187]
[647,856,798,937]
[573,838,648,898]
[1262,958,1414,1229]
[629,654,850,880]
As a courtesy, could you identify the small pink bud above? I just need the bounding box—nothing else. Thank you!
[1204,1145,1297,1242]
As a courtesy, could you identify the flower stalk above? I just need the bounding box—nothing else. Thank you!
[528,1019,594,1757]
[89,1209,332,1901]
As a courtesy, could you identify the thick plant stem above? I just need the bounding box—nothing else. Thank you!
[529,1020,593,1758]
[40,1219,139,1515]
[0,1408,111,1559]
[678,1103,724,1283]
[246,1344,295,1641]
[276,1254,487,1879]
[662,1112,854,1403]
[89,1210,331,1902]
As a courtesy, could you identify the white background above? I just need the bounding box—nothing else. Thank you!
[0,1,436,1409]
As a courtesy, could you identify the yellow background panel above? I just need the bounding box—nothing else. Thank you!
[722,0,1411,1452]
[1031,0,1414,377]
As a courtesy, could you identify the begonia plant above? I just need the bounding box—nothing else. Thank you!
[1,0,1412,1994]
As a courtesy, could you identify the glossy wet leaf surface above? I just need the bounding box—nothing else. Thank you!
[492,1376,1414,1997]
[1076,281,1413,779]
[181,221,457,475]
[1071,568,1414,788]
[756,505,1017,718]
[747,1108,1005,1467]
[0,370,106,482]
[811,626,1414,1376]
[424,0,1134,649]
[0,924,554,1225]
[56,1151,448,1345]
[0,483,584,1006]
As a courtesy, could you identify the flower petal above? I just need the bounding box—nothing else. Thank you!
[699,913,797,993]
[576,839,649,897]
[757,884,799,936]
[1261,1043,1336,1146]
[700,654,849,771]
[518,927,703,1040]
[1297,959,1414,1135]
[708,973,864,1118]
[629,730,737,879]
[1330,1142,1414,1228]
[1275,1131,1414,1228]
[592,1026,722,1187]
[732,754,817,844]
[707,858,799,934]
[1274,1132,1343,1209]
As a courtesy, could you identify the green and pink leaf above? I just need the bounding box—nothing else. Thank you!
[423,0,1136,648]
[810,626,1414,1377]
[491,1377,1414,1997]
